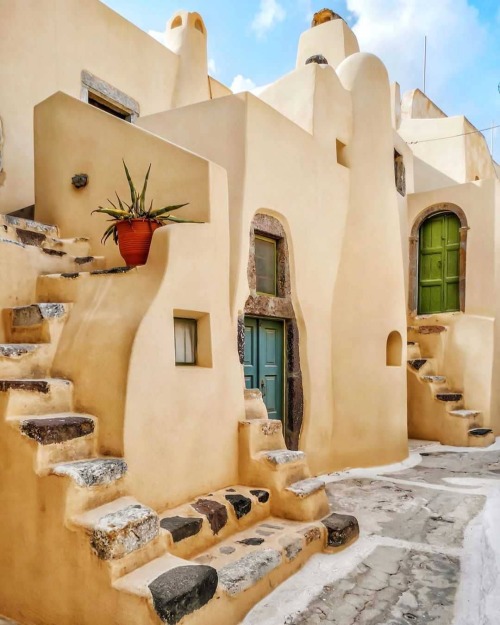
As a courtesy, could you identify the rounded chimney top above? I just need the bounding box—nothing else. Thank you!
[311,8,344,27]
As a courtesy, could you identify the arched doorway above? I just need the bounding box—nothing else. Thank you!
[239,213,304,450]
[409,204,468,315]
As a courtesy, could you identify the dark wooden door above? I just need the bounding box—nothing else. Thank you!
[243,317,284,422]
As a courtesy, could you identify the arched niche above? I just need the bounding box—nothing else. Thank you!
[386,331,403,366]
[238,213,304,451]
[171,15,182,29]
[409,203,468,316]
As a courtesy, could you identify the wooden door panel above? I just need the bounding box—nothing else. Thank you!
[258,319,284,422]
[418,213,460,314]
[243,318,258,389]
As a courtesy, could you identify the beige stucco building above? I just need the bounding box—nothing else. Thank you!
[0,3,498,624]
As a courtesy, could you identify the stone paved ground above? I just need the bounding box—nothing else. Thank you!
[244,442,500,625]
[3,445,500,625]
[289,547,459,625]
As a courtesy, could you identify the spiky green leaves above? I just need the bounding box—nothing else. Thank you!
[92,161,197,245]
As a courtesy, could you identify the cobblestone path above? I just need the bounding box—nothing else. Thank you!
[244,442,500,625]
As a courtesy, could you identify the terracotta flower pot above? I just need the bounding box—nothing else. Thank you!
[115,219,162,266]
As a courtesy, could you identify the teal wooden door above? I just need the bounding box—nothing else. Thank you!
[244,317,284,422]
[418,213,460,314]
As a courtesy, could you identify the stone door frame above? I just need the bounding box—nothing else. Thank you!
[240,213,304,450]
[409,203,469,316]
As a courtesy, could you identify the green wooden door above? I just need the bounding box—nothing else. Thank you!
[243,317,284,422]
[418,212,460,314]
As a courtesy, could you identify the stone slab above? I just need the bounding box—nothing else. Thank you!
[160,516,203,543]
[51,458,127,487]
[322,513,359,548]
[91,504,158,560]
[149,565,218,624]
[218,549,282,596]
[191,499,228,535]
[20,415,94,445]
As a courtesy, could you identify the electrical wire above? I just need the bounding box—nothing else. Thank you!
[408,123,500,144]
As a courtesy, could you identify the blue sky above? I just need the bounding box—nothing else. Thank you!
[102,0,500,160]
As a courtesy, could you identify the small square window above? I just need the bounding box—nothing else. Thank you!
[255,235,277,296]
[174,318,197,365]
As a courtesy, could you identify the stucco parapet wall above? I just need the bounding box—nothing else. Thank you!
[401,89,447,120]
[34,92,222,264]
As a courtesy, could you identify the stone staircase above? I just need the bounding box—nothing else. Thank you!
[407,325,494,447]
[0,213,104,273]
[0,216,359,625]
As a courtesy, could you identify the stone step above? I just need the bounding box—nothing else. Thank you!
[285,477,325,498]
[159,486,271,560]
[50,457,127,488]
[17,413,95,445]
[468,428,493,437]
[435,392,463,403]
[37,267,137,303]
[238,419,286,455]
[0,217,90,255]
[5,303,71,344]
[278,477,329,522]
[10,412,97,469]
[0,343,51,377]
[468,429,496,448]
[421,375,446,384]
[408,325,447,335]
[113,553,220,625]
[406,342,421,359]
[407,359,429,371]
[113,512,358,624]
[449,409,481,419]
[0,214,59,237]
[0,378,73,415]
[75,496,159,562]
[0,236,104,273]
[260,450,307,466]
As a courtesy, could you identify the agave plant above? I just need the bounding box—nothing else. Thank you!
[93,160,193,244]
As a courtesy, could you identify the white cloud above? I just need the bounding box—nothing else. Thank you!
[251,0,286,38]
[347,0,486,100]
[208,58,217,75]
[148,29,166,46]
[231,75,257,93]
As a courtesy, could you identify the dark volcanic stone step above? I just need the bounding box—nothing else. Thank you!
[250,489,270,503]
[408,359,428,371]
[149,565,218,625]
[0,379,51,393]
[225,494,252,519]
[322,513,359,548]
[160,516,203,543]
[469,428,493,437]
[191,499,228,535]
[436,393,463,402]
[20,415,95,445]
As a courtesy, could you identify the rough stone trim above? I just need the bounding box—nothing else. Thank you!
[408,203,468,316]
[244,213,304,450]
[81,70,139,122]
